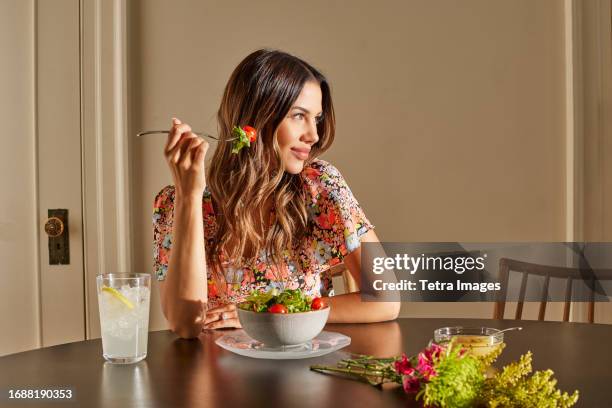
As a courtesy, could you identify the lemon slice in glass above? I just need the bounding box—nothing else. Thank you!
[102,286,134,309]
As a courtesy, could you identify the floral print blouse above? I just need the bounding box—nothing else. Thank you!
[152,158,374,308]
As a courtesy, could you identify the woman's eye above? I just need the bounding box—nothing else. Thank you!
[292,113,323,124]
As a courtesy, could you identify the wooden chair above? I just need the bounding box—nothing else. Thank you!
[328,263,359,294]
[493,257,612,323]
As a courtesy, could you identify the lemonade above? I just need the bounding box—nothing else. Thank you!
[97,274,151,364]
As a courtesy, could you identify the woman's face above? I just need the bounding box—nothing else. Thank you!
[276,81,323,174]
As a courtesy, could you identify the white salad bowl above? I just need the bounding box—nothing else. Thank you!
[237,306,330,347]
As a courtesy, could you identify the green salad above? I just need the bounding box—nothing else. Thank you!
[238,288,327,314]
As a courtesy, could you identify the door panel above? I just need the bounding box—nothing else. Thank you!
[0,0,39,356]
[37,0,85,347]
[0,0,85,356]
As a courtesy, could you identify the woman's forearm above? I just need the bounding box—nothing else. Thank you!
[162,194,207,338]
[326,230,401,323]
[325,292,400,323]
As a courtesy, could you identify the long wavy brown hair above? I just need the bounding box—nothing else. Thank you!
[206,49,336,288]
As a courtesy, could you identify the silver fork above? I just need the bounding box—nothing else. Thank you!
[136,130,236,142]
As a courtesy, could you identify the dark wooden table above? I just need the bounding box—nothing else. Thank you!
[1,318,610,407]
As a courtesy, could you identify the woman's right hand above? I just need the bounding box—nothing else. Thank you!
[164,118,209,198]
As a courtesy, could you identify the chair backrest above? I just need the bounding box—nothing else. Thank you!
[328,263,359,294]
[493,257,612,323]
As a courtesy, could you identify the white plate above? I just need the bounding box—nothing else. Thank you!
[215,330,351,360]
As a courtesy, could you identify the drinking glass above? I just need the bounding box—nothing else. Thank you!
[96,273,151,364]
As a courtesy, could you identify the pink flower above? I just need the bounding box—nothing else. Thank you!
[416,353,437,380]
[394,354,413,375]
[423,343,444,361]
[395,355,421,393]
[402,375,421,393]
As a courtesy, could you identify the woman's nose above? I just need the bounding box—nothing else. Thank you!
[303,119,319,144]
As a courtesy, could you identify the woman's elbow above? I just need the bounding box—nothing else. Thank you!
[170,321,204,339]
[161,298,207,339]
[382,301,401,321]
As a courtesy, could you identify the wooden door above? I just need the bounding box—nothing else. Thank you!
[0,0,85,356]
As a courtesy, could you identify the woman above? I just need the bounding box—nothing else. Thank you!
[153,49,399,339]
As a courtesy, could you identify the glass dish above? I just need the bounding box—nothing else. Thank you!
[433,326,504,357]
[215,330,351,359]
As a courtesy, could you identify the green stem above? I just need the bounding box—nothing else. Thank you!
[310,366,382,386]
[310,365,399,387]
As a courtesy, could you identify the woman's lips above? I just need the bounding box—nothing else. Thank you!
[291,148,310,160]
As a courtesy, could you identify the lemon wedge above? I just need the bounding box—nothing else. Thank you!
[101,286,134,309]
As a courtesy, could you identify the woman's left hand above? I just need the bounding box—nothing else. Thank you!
[203,303,242,330]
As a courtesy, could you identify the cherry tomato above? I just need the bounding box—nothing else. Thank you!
[268,304,288,314]
[311,297,326,310]
[243,125,257,142]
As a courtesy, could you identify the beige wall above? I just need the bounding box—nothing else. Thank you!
[583,0,612,241]
[1,0,607,356]
[581,0,612,324]
[128,0,569,328]
[0,0,39,354]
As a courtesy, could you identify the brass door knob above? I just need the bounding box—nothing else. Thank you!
[44,217,64,237]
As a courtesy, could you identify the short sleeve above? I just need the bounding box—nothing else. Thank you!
[303,159,375,268]
[153,185,176,281]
